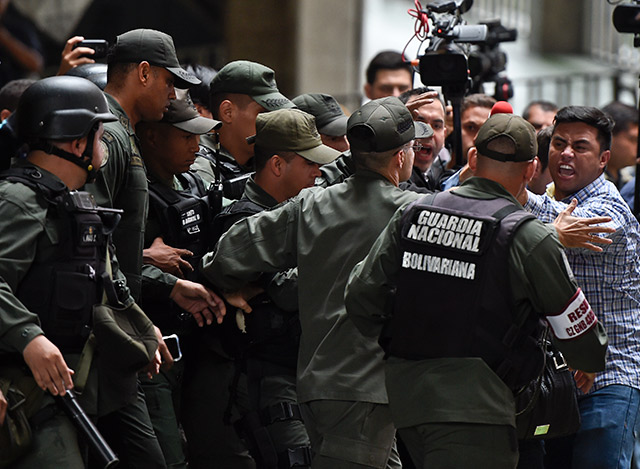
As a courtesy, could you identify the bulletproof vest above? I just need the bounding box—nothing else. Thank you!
[214,197,301,369]
[1,167,120,353]
[147,172,213,269]
[211,196,264,246]
[385,191,542,389]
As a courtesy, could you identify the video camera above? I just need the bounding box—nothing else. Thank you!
[418,0,516,99]
[415,0,516,167]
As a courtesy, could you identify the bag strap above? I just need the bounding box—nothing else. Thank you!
[74,247,113,393]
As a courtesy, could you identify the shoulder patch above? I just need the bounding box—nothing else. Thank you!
[99,140,110,167]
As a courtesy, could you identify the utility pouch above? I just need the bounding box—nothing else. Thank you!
[0,365,44,468]
[92,301,158,373]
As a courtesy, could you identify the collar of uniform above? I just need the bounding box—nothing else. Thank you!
[104,93,135,137]
[13,159,69,189]
[454,176,522,207]
[216,144,254,173]
[243,176,279,208]
[354,168,397,186]
[146,170,183,190]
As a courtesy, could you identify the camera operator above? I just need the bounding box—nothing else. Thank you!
[364,50,414,100]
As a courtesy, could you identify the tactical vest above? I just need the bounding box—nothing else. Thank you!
[147,172,213,269]
[197,144,252,200]
[214,197,301,370]
[1,167,121,353]
[384,191,543,389]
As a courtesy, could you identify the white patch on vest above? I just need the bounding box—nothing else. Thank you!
[182,209,201,226]
[546,289,597,340]
[408,209,483,253]
[401,251,476,280]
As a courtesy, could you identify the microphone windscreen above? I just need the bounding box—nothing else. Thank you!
[490,101,514,116]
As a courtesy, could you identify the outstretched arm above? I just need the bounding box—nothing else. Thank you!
[553,199,614,252]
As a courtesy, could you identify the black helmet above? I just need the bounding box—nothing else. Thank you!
[65,63,108,90]
[15,75,116,144]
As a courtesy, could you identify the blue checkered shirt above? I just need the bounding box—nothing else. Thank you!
[525,174,640,392]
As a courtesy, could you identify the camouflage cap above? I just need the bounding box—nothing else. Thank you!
[347,97,415,152]
[291,93,348,137]
[210,60,294,111]
[161,89,221,134]
[250,109,340,164]
[110,29,200,89]
[475,113,537,162]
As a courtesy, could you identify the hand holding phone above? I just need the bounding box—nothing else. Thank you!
[162,334,182,362]
[73,39,109,59]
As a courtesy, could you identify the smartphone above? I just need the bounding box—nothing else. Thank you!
[73,39,109,59]
[162,333,182,362]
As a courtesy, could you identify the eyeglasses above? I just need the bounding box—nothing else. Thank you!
[412,144,425,152]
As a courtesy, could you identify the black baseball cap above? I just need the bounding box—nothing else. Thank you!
[475,114,537,162]
[110,29,200,89]
[161,89,221,134]
[210,60,294,111]
[347,97,416,152]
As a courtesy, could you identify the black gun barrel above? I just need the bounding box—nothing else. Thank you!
[56,390,119,469]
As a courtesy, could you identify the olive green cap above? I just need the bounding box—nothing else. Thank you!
[110,29,200,89]
[475,113,537,162]
[291,93,348,137]
[249,109,340,164]
[347,96,415,152]
[210,60,294,111]
[162,89,221,134]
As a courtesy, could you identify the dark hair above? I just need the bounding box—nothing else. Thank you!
[461,93,496,114]
[536,125,553,170]
[601,101,638,135]
[523,100,558,121]
[209,92,254,120]
[365,50,413,85]
[106,61,137,89]
[0,79,35,112]
[253,147,295,172]
[398,86,446,111]
[184,63,217,108]
[554,106,614,152]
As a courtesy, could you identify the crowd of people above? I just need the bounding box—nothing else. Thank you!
[0,26,638,469]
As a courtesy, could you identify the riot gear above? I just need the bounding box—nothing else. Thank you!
[384,191,543,389]
[0,167,122,352]
[14,76,116,182]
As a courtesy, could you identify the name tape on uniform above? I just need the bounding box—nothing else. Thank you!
[546,289,597,340]
[407,209,483,253]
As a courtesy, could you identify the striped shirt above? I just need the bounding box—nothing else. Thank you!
[525,175,640,392]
